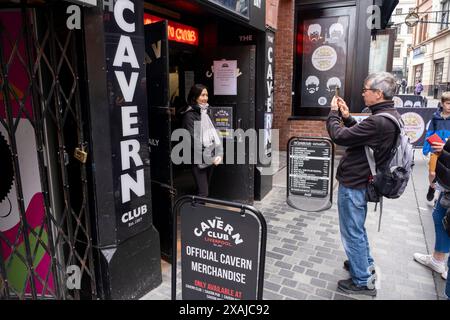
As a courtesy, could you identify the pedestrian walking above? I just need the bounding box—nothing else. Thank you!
[326,72,402,296]
[415,79,424,96]
[396,79,401,94]
[401,78,407,94]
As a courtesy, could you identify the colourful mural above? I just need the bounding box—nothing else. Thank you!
[0,10,54,297]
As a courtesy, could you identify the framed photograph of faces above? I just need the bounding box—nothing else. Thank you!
[293,6,356,118]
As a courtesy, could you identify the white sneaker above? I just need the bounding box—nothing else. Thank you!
[413,253,446,274]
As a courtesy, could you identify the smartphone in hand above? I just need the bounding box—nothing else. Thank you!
[335,87,340,98]
[335,87,342,116]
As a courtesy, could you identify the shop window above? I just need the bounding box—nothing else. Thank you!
[434,59,444,84]
[293,7,355,118]
[441,0,449,31]
[394,44,402,58]
[414,64,423,82]
[419,15,428,42]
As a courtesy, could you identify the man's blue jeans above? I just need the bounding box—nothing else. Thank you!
[338,184,375,287]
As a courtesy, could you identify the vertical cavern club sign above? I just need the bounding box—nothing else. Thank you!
[104,0,152,242]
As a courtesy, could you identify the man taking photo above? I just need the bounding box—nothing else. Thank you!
[326,72,402,296]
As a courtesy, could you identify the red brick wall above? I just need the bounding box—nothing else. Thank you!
[273,0,329,150]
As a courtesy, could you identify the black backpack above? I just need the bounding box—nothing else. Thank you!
[364,113,415,232]
[365,113,414,200]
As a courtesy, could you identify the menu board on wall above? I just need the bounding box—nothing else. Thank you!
[288,139,331,198]
[300,16,349,108]
[210,106,234,138]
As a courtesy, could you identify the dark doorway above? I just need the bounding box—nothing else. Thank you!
[196,45,256,203]
[145,20,256,260]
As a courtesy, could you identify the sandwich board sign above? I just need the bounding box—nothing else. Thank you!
[172,196,267,300]
[287,137,334,212]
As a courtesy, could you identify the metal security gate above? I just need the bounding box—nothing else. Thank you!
[0,1,96,299]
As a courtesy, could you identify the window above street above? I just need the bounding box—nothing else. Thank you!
[394,44,401,58]
[440,0,449,31]
[207,0,249,17]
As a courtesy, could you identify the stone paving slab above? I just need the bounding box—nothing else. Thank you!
[142,152,445,300]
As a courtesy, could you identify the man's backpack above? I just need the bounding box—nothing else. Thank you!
[365,113,414,200]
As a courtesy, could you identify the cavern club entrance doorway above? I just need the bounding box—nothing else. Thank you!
[144,19,256,260]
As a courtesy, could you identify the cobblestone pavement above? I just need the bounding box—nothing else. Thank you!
[142,152,447,300]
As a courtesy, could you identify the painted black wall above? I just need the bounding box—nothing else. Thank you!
[83,1,162,299]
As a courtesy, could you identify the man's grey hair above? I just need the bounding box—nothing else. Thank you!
[365,72,397,100]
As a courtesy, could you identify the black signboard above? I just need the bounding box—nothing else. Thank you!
[300,15,349,108]
[263,30,275,160]
[173,196,266,300]
[287,137,334,212]
[394,94,427,108]
[103,1,152,243]
[352,108,437,148]
[210,106,234,139]
[397,107,436,147]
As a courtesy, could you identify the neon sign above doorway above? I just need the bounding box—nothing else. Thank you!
[144,13,199,46]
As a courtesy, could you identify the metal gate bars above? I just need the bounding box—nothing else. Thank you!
[0,1,96,299]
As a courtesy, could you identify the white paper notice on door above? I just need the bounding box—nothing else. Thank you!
[213,60,237,95]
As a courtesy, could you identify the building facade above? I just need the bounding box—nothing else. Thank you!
[0,0,399,300]
[0,0,276,300]
[409,0,450,97]
[390,0,416,85]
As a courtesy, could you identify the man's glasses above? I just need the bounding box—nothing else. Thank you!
[362,88,379,93]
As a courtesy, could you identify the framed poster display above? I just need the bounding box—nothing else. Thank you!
[293,7,356,118]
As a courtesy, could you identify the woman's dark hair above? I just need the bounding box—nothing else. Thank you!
[187,84,208,106]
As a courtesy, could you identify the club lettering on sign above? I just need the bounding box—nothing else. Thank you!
[112,0,146,205]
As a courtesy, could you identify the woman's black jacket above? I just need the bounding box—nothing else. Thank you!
[436,139,450,190]
[181,105,223,165]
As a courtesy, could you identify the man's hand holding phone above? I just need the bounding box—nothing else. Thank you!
[331,96,350,119]
[337,97,350,119]
[331,96,340,111]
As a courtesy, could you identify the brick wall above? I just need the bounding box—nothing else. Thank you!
[273,0,329,150]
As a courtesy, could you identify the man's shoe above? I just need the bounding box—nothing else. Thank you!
[343,260,376,275]
[337,278,377,297]
[343,260,350,271]
[413,253,446,274]
[426,186,435,201]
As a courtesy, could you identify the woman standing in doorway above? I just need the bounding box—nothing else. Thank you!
[181,84,223,197]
